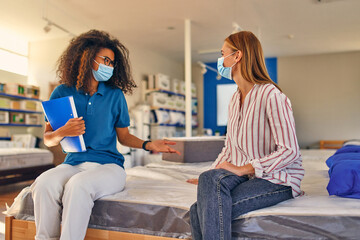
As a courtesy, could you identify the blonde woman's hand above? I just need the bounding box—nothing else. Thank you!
[146,139,181,155]
[187,178,199,185]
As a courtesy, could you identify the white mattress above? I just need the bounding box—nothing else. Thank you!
[101,149,360,218]
[0,148,54,171]
[6,149,360,239]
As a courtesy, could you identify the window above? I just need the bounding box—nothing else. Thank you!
[216,84,238,126]
[0,30,28,76]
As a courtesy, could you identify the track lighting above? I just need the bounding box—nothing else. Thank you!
[198,61,222,80]
[43,22,52,33]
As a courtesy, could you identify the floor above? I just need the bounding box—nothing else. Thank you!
[0,180,33,240]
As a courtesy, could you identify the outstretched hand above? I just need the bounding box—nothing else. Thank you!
[147,140,181,155]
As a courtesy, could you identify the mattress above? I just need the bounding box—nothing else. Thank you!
[0,148,54,171]
[5,149,360,239]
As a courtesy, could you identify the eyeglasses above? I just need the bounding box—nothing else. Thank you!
[97,55,115,67]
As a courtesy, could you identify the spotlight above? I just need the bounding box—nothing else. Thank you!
[43,22,52,33]
[232,22,243,34]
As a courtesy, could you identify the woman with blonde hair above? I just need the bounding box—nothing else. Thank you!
[188,31,304,240]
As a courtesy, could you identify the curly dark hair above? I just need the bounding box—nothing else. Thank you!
[57,30,137,94]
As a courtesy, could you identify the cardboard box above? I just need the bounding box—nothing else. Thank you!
[0,111,9,124]
[10,112,25,124]
[25,85,40,99]
[171,79,179,93]
[25,114,41,125]
[147,92,168,108]
[162,136,225,163]
[5,83,25,96]
[0,97,11,109]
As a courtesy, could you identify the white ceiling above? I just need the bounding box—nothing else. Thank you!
[1,0,360,63]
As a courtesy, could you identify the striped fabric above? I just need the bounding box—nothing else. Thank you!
[211,83,304,197]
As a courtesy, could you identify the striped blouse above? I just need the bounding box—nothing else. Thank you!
[211,83,304,197]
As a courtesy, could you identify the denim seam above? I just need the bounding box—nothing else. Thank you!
[216,172,234,240]
[232,187,292,206]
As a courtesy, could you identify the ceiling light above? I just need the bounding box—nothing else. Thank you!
[232,22,243,34]
[43,22,52,33]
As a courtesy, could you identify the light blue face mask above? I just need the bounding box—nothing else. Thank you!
[217,51,237,80]
[92,59,114,82]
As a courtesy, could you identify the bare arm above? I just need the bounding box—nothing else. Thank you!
[44,117,85,147]
[116,127,180,154]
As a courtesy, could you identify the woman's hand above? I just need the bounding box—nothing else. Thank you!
[59,117,86,137]
[187,178,199,185]
[146,140,181,155]
[215,162,255,176]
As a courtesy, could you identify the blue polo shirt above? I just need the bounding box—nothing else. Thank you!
[49,83,130,168]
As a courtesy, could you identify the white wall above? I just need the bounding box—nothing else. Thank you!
[0,69,27,85]
[278,51,360,148]
[28,37,184,109]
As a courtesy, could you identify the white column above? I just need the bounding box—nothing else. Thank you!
[184,19,192,137]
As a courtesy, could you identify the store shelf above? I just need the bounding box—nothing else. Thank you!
[150,107,197,115]
[0,93,42,102]
[146,89,197,99]
[0,137,11,140]
[0,123,42,127]
[151,123,198,128]
[0,108,42,114]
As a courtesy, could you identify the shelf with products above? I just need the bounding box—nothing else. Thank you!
[150,123,198,128]
[0,108,42,114]
[145,89,197,99]
[0,137,11,140]
[0,92,42,102]
[0,123,42,127]
[0,91,43,126]
[150,107,197,115]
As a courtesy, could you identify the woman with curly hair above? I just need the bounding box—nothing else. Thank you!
[30,30,180,240]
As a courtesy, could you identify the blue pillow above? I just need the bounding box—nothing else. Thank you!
[326,145,360,199]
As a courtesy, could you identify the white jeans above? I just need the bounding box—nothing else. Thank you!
[30,162,126,240]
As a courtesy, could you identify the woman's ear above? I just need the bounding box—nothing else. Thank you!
[235,50,242,62]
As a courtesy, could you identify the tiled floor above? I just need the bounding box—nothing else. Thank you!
[0,180,34,240]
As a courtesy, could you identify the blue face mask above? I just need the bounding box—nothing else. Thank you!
[217,51,237,80]
[92,60,114,82]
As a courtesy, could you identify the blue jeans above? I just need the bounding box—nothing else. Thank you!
[190,169,293,240]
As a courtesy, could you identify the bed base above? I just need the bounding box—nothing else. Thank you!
[5,216,183,240]
[0,164,54,186]
[319,140,345,149]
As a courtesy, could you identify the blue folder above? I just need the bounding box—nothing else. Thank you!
[41,96,86,152]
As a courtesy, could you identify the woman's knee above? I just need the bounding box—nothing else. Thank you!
[198,169,228,186]
[31,171,63,198]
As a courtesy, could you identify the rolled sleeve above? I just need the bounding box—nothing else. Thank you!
[249,159,264,178]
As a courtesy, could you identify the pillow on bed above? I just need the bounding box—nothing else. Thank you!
[326,145,360,199]
[343,139,360,146]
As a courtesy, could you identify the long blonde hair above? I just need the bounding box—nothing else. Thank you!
[225,31,282,91]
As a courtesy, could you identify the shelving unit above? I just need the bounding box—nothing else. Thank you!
[145,87,198,139]
[0,92,43,128]
[145,88,197,99]
[0,108,42,114]
[0,92,42,101]
[0,123,42,127]
[150,107,197,115]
